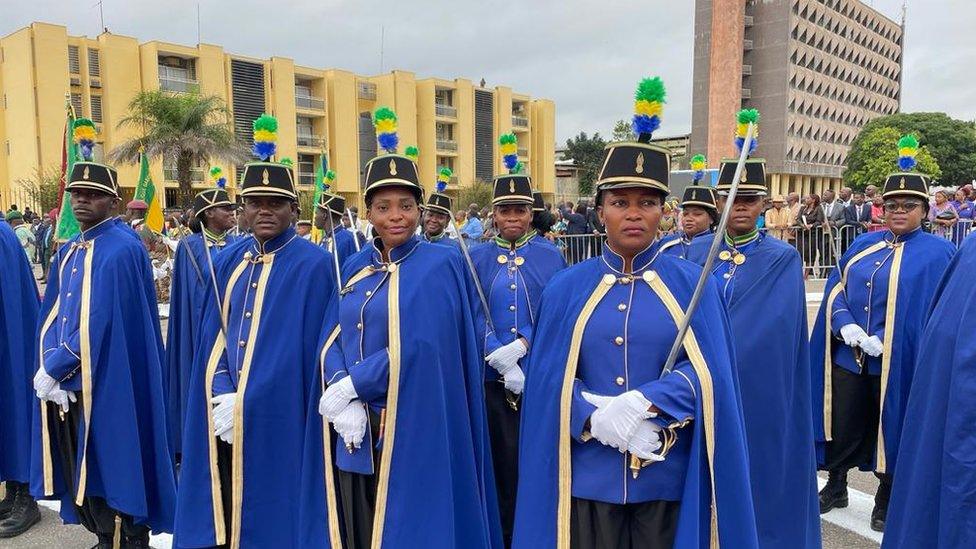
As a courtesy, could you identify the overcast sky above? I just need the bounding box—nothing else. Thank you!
[4,0,974,143]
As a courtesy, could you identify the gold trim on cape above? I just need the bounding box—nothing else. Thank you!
[370,267,401,549]
[821,241,887,440]
[876,244,904,473]
[75,241,96,506]
[318,326,343,549]
[230,255,275,548]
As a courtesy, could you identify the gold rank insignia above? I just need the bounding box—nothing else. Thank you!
[719,250,732,261]
[635,152,645,174]
[733,253,746,265]
[390,158,398,176]
[497,254,508,264]
[514,256,525,266]
[262,169,270,185]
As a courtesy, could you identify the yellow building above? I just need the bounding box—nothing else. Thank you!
[0,21,556,212]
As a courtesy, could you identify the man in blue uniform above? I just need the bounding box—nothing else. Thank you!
[422,167,460,249]
[315,191,361,268]
[657,183,716,260]
[514,77,758,549]
[0,203,41,539]
[174,114,338,548]
[31,161,176,547]
[469,143,566,545]
[165,180,237,461]
[811,136,954,532]
[687,111,821,548]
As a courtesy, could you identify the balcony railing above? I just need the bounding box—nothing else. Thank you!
[512,115,529,128]
[743,39,754,50]
[298,172,315,186]
[744,15,754,26]
[436,139,458,152]
[742,64,753,75]
[741,88,752,99]
[358,82,377,100]
[435,104,457,118]
[163,167,206,183]
[296,95,325,110]
[297,134,326,148]
[160,75,200,93]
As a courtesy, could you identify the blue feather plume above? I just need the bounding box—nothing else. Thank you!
[436,180,447,193]
[378,132,399,154]
[632,114,660,137]
[253,141,276,161]
[898,156,916,171]
[734,137,758,155]
[503,154,518,171]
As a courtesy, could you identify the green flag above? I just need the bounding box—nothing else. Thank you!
[134,151,164,233]
[55,108,80,241]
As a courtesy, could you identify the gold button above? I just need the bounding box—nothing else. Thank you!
[387,263,398,273]
[356,323,363,330]
[62,316,67,322]
[365,290,372,297]
[642,270,656,282]
[245,311,252,318]
[614,336,624,345]
[866,282,871,287]
[510,327,518,334]
[864,307,869,312]
[615,376,625,386]
[602,274,615,286]
[66,292,72,297]
[238,340,246,347]
[875,261,881,266]
[497,254,508,264]
[723,273,731,279]
[509,305,516,311]
[510,284,517,290]
[72,268,78,273]
[251,282,258,289]
[618,303,627,311]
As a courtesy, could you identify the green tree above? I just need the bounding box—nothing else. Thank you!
[846,112,976,186]
[611,119,634,142]
[457,179,495,215]
[107,91,249,207]
[16,165,62,213]
[844,126,941,190]
[565,132,607,196]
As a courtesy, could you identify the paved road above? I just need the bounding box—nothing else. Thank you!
[8,272,882,547]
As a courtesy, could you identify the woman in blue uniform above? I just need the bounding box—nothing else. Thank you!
[304,108,501,549]
[513,78,757,549]
[811,134,955,532]
[656,159,716,261]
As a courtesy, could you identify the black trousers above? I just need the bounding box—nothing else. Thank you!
[335,409,382,549]
[570,498,680,549]
[485,381,520,547]
[822,365,882,471]
[48,400,149,541]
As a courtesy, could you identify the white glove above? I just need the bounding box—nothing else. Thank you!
[861,335,884,357]
[211,393,237,443]
[839,324,868,347]
[319,376,358,421]
[485,339,528,375]
[627,420,666,462]
[33,368,58,400]
[583,391,655,451]
[502,366,525,395]
[332,401,369,450]
[48,388,77,413]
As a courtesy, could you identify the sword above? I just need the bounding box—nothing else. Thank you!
[326,213,344,294]
[202,231,230,344]
[661,122,755,378]
[345,208,361,252]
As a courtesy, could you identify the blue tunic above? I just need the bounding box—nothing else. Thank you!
[513,241,759,549]
[0,221,40,484]
[883,233,976,549]
[688,233,821,549]
[300,235,502,548]
[657,229,712,260]
[174,228,338,548]
[810,228,954,474]
[469,232,566,380]
[320,225,361,270]
[30,218,176,532]
[423,231,461,250]
[164,231,237,458]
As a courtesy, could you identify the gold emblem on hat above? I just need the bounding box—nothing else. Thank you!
[719,250,732,261]
[509,180,516,193]
[740,172,748,183]
[497,254,508,264]
[899,177,906,189]
[691,190,697,200]
[389,158,398,176]
[83,166,90,180]
[262,169,270,185]
[635,152,645,174]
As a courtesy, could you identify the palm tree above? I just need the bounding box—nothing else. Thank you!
[108,91,250,207]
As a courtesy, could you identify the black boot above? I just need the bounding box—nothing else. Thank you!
[0,482,40,537]
[90,534,114,549]
[871,473,892,532]
[819,469,849,513]
[123,530,151,549]
[0,483,17,520]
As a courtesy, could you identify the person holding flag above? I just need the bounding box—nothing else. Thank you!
[164,166,238,462]
[174,114,339,548]
[53,103,83,243]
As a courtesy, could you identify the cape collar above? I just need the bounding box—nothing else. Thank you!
[250,226,298,256]
[724,228,760,248]
[78,217,115,243]
[885,225,922,245]
[601,240,659,275]
[371,234,421,267]
[494,229,537,250]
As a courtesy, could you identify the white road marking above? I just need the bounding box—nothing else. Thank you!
[817,477,884,544]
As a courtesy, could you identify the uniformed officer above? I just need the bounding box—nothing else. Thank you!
[657,179,717,260]
[422,167,460,249]
[811,134,955,532]
[316,190,362,268]
[469,134,567,545]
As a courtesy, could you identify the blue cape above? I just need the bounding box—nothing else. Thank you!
[883,233,976,548]
[810,230,954,473]
[0,221,40,483]
[688,235,821,548]
[164,233,237,458]
[30,220,176,532]
[174,234,337,548]
[512,254,758,549]
[299,241,502,548]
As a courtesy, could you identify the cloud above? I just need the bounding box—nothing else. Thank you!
[3,0,973,146]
